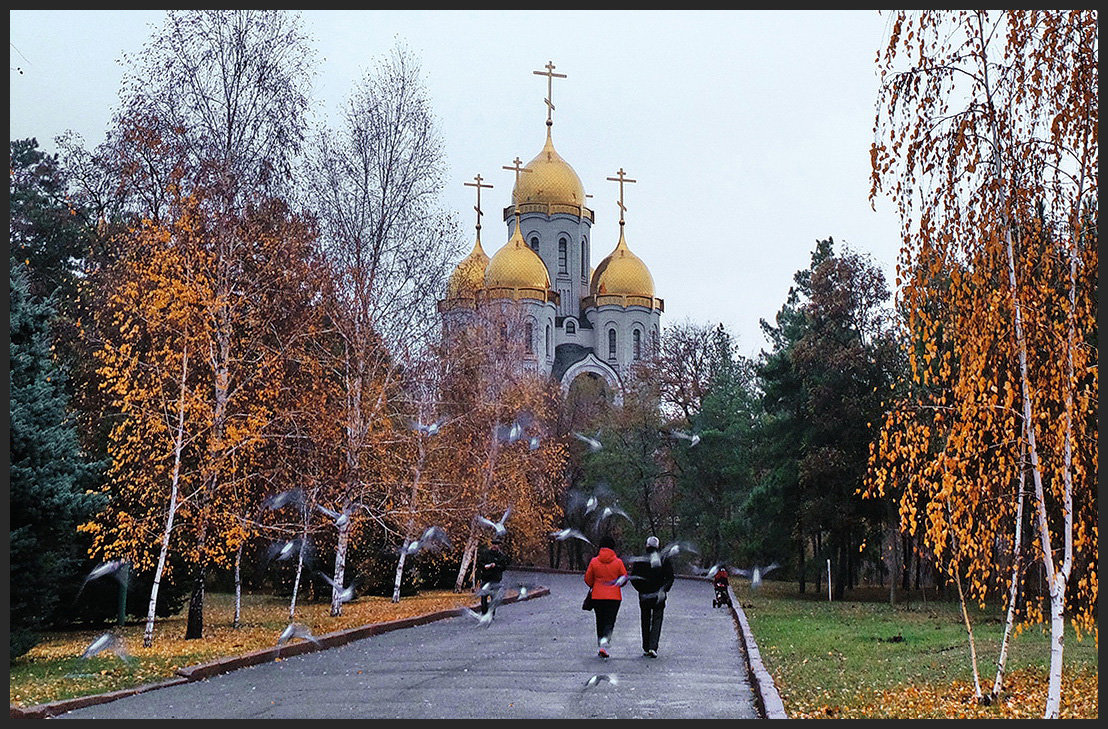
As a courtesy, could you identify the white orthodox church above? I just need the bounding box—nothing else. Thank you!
[438,62,662,403]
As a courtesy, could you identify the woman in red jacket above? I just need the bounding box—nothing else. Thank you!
[584,535,627,657]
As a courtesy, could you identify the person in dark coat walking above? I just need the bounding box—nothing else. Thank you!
[476,537,510,614]
[631,535,675,657]
[584,535,627,658]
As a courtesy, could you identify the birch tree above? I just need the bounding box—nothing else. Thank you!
[867,10,1097,715]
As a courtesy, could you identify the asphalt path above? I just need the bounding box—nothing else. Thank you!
[55,569,760,719]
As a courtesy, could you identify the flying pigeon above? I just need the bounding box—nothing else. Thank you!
[476,508,511,537]
[76,559,129,598]
[669,429,701,446]
[572,432,603,452]
[584,673,619,690]
[405,525,451,555]
[410,417,446,437]
[461,606,497,628]
[735,562,781,589]
[315,503,353,529]
[315,571,355,604]
[550,527,593,546]
[277,622,320,647]
[264,489,305,511]
[605,574,646,587]
[80,632,132,663]
[267,539,301,563]
[594,504,633,530]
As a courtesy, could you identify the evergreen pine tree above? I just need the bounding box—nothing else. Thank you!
[9,261,103,658]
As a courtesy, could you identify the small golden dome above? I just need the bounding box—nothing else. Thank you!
[447,234,490,298]
[591,226,654,298]
[512,128,586,208]
[485,217,551,290]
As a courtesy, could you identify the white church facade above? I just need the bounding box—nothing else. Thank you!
[438,62,663,402]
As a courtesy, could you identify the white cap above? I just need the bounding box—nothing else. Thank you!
[646,536,659,548]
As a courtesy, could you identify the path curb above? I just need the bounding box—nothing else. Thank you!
[727,585,789,719]
[9,587,549,719]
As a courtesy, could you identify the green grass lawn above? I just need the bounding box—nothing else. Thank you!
[739,581,1098,719]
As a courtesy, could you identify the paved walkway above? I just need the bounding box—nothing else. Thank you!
[54,570,761,719]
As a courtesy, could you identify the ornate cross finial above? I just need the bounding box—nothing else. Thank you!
[606,167,637,224]
[503,157,533,188]
[533,60,567,127]
[463,173,493,232]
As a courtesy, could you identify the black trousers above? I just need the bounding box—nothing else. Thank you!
[639,596,666,652]
[593,599,621,644]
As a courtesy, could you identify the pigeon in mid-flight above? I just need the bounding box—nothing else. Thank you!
[315,503,353,529]
[404,525,451,555]
[315,571,356,604]
[735,562,781,589]
[551,527,593,546]
[410,416,447,436]
[76,559,129,598]
[572,431,603,452]
[476,508,511,538]
[584,673,618,690]
[668,429,701,446]
[277,622,320,647]
[264,489,305,511]
[80,632,132,663]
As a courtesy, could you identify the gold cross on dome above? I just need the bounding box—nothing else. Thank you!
[503,157,533,188]
[464,173,493,231]
[533,60,567,126]
[606,167,637,223]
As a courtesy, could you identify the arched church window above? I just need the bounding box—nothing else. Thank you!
[525,321,534,354]
[546,324,552,357]
[529,236,540,253]
[580,239,587,280]
[558,238,568,273]
[608,328,617,360]
[652,326,660,354]
[633,329,642,360]
[565,319,576,335]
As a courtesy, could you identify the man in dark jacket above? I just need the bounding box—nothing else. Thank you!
[631,535,674,657]
[476,537,510,614]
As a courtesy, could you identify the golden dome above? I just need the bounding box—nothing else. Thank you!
[591,226,654,298]
[446,234,489,298]
[512,128,586,208]
[485,217,552,290]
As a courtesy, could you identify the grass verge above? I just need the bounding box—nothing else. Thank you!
[9,589,476,709]
[739,581,1098,719]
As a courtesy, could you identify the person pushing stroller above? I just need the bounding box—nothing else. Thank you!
[712,565,732,608]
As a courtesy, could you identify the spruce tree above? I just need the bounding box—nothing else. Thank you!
[9,261,103,658]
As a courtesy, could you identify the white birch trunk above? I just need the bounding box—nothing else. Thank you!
[288,529,307,621]
[393,437,426,603]
[144,344,189,648]
[233,543,243,629]
[991,447,1027,698]
[331,519,351,616]
[953,559,983,702]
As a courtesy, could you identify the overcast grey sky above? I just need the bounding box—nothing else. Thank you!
[10,9,903,358]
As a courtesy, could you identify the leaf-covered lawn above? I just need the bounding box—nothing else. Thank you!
[9,589,475,709]
[740,582,1098,719]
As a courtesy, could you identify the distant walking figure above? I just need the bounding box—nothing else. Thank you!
[631,535,674,657]
[476,537,510,614]
[584,535,627,658]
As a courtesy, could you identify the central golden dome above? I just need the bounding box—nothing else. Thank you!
[485,217,551,290]
[512,128,586,208]
[591,226,655,298]
[446,234,490,298]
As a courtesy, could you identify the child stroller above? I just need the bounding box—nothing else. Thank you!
[712,569,732,608]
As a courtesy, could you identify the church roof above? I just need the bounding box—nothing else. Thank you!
[484,215,552,291]
[590,224,655,299]
[446,233,490,298]
[512,128,586,210]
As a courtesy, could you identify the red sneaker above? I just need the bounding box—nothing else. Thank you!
[598,648,609,658]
